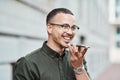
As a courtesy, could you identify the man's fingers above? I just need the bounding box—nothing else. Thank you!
[69,44,79,60]
[78,46,88,57]
[69,44,89,60]
[69,45,75,57]
[81,47,88,57]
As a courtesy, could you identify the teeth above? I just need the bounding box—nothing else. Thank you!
[64,37,70,40]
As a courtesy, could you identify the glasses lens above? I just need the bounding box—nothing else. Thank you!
[62,24,70,30]
[71,25,77,31]
[71,25,80,31]
[62,24,79,31]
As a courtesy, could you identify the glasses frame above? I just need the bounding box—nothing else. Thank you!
[49,23,80,32]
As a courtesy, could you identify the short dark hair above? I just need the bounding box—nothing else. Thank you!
[46,8,74,24]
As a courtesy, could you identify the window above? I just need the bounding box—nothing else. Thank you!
[116,26,120,48]
[109,0,120,24]
[115,0,120,20]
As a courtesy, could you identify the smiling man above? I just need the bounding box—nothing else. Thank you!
[13,8,90,80]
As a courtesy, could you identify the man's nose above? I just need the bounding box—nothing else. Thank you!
[66,28,73,34]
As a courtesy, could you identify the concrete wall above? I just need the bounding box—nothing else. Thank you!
[77,0,110,79]
[109,0,120,63]
[0,1,47,80]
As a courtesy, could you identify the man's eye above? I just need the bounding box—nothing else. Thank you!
[71,26,76,30]
[63,24,70,28]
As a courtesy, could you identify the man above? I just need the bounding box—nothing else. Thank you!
[13,8,90,80]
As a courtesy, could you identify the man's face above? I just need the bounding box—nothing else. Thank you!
[47,13,76,48]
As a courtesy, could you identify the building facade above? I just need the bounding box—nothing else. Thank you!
[0,0,113,80]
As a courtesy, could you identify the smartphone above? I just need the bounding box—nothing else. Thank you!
[71,44,90,48]
[76,45,90,48]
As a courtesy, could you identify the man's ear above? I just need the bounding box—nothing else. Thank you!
[47,24,52,34]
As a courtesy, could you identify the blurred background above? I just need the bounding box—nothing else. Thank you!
[0,0,120,80]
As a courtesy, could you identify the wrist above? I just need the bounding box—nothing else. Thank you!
[73,66,84,74]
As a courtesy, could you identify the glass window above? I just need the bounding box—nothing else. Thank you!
[115,0,120,20]
[116,26,120,48]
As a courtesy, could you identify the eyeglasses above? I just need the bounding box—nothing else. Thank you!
[49,23,80,32]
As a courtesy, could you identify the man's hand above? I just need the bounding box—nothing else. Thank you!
[68,44,88,68]
[68,44,90,80]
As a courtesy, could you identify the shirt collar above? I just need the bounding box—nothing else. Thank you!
[41,41,66,58]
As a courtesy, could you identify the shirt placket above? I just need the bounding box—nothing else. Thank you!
[58,57,65,80]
